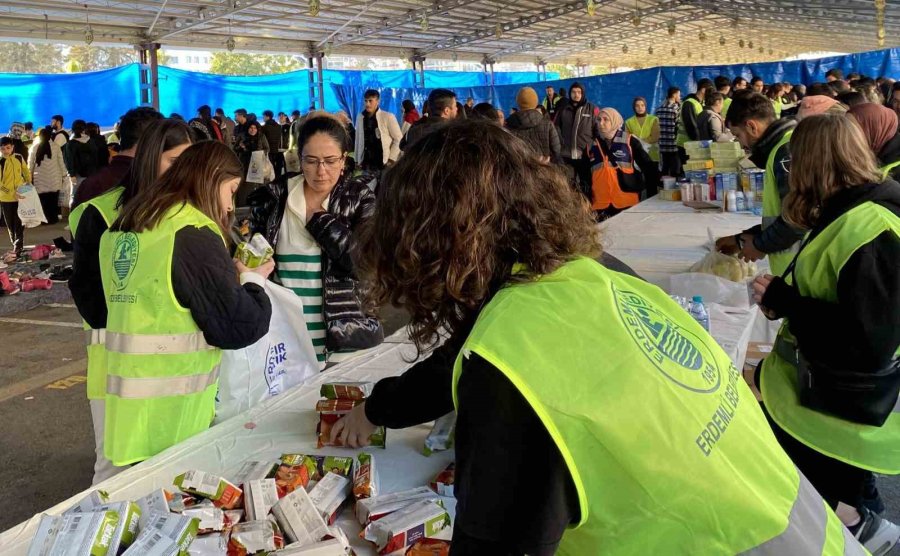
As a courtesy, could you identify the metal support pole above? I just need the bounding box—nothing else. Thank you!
[418,57,426,88]
[316,52,325,111]
[489,62,495,87]
[307,49,316,110]
[137,43,160,110]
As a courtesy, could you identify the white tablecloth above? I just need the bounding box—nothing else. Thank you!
[0,333,454,555]
[602,195,780,344]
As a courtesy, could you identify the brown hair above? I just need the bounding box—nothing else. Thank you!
[784,114,883,229]
[355,120,601,354]
[112,141,242,237]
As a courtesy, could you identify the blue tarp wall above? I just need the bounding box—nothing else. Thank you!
[2,65,549,127]
[333,48,900,119]
[4,47,900,128]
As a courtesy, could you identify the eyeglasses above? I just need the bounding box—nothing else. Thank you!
[302,156,344,169]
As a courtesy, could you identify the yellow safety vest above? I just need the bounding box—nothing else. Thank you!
[762,201,900,474]
[625,114,659,162]
[99,203,224,466]
[881,160,900,180]
[722,97,733,121]
[762,129,797,276]
[676,97,703,147]
[452,257,862,555]
[69,186,123,400]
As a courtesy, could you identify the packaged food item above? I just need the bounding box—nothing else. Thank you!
[28,511,120,556]
[223,510,244,534]
[279,454,354,483]
[271,488,329,546]
[355,487,439,526]
[232,461,279,487]
[244,479,280,521]
[226,520,284,556]
[136,490,175,529]
[93,501,142,553]
[141,511,200,554]
[235,234,274,269]
[122,529,181,556]
[423,413,455,456]
[183,502,226,533]
[273,527,350,555]
[429,463,455,497]
[63,490,110,515]
[362,500,451,555]
[406,538,451,556]
[315,400,386,449]
[352,453,378,500]
[174,471,243,510]
[319,382,373,400]
[308,472,351,525]
[187,532,228,556]
[272,460,311,498]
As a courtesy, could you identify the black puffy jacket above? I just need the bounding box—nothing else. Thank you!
[247,172,384,354]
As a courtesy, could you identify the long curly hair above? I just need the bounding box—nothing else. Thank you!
[354,120,601,355]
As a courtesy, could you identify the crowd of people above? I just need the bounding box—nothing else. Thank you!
[1,65,899,554]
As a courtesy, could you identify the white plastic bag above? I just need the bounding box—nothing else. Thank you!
[246,150,267,184]
[283,150,301,173]
[216,281,320,423]
[688,228,757,282]
[670,273,751,309]
[16,184,47,228]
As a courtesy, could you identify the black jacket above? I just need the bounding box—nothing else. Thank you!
[247,173,384,353]
[69,205,271,349]
[400,117,448,152]
[506,109,561,161]
[878,132,900,181]
[262,119,284,152]
[762,180,900,371]
[555,100,601,159]
[743,118,806,255]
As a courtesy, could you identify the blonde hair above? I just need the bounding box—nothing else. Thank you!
[783,114,883,229]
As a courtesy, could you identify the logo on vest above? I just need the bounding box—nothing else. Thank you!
[613,286,721,394]
[112,232,139,292]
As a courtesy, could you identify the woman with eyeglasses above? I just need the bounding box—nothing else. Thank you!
[248,114,383,368]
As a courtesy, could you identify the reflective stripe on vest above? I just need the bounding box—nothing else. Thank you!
[104,331,212,355]
[763,201,900,473]
[86,329,106,345]
[106,366,220,399]
[452,258,859,554]
[761,129,797,276]
[71,186,124,400]
[881,160,900,179]
[740,473,857,555]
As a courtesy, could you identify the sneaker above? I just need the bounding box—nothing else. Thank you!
[49,266,73,283]
[856,506,900,556]
[48,247,65,259]
[21,278,52,292]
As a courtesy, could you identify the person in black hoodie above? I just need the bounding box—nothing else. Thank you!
[506,87,560,164]
[751,113,900,555]
[555,82,601,202]
[247,114,383,366]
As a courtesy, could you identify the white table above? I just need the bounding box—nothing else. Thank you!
[0,334,454,555]
[602,195,780,345]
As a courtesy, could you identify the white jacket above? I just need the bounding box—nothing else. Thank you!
[28,140,68,194]
[354,109,403,166]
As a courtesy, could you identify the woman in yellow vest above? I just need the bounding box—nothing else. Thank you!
[752,114,900,555]
[330,120,864,555]
[99,141,274,467]
[624,96,659,163]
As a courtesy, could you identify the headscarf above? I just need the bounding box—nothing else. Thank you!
[632,96,647,116]
[797,95,841,120]
[848,103,899,154]
[8,122,24,140]
[598,107,624,140]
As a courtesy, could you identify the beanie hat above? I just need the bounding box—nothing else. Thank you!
[516,87,539,110]
[797,95,840,120]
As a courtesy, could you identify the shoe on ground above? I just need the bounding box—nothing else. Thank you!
[49,266,73,283]
[856,506,900,556]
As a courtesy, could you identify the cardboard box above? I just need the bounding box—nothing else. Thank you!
[174,471,243,510]
[28,511,120,556]
[352,453,378,500]
[308,472,351,525]
[315,400,386,449]
[244,479,280,521]
[319,382,373,401]
[363,500,451,555]
[122,529,180,556]
[355,487,439,526]
[140,511,200,554]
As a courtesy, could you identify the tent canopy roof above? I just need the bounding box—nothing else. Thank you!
[2,0,896,66]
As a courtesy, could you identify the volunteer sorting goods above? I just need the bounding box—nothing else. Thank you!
[330,119,866,555]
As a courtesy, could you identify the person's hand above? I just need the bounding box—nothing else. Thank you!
[751,274,778,319]
[236,258,275,279]
[739,233,766,262]
[716,235,740,255]
[330,402,377,448]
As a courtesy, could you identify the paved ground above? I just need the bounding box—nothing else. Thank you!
[1,223,898,555]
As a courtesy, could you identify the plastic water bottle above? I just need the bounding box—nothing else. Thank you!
[689,296,711,332]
